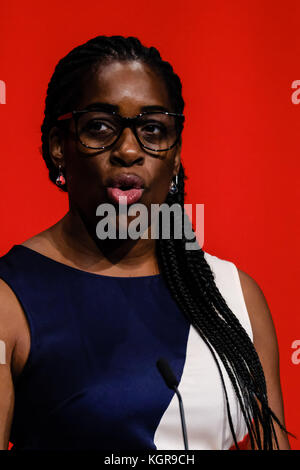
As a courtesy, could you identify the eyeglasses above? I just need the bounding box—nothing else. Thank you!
[57,109,185,152]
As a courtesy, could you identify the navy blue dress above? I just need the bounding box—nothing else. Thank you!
[0,245,191,450]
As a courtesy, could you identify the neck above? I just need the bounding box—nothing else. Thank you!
[49,205,160,276]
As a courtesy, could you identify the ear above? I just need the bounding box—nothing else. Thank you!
[48,126,65,169]
[173,140,182,176]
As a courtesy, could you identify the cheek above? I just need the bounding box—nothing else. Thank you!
[145,157,174,205]
[64,150,108,202]
[64,135,104,180]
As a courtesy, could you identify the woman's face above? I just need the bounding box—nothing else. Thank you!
[50,60,181,231]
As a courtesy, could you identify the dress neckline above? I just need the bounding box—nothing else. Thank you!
[12,244,162,280]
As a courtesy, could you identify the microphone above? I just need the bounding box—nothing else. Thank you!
[156,358,189,450]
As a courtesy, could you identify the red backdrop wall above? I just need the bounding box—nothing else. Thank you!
[0,0,299,449]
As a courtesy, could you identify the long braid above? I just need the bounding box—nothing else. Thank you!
[41,35,293,449]
[157,163,293,449]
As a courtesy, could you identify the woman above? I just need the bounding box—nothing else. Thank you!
[0,35,293,450]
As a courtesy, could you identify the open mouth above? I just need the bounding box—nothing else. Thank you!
[106,174,145,205]
[118,182,137,190]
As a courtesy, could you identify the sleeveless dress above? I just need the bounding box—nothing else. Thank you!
[0,245,253,450]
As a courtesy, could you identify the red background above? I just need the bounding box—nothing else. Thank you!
[0,0,299,449]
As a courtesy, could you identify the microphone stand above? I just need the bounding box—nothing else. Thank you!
[173,386,189,451]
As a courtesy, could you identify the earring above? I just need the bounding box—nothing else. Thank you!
[169,174,178,195]
[55,164,66,187]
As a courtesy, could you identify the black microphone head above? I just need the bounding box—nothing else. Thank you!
[156,358,179,390]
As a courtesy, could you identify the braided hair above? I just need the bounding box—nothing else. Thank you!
[41,35,292,449]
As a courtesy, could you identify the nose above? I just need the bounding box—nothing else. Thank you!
[109,127,144,167]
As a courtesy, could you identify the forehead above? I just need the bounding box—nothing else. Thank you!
[78,60,172,115]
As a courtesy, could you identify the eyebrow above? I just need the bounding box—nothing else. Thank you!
[82,102,171,113]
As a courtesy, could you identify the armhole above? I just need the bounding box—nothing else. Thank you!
[229,262,254,343]
[0,277,35,383]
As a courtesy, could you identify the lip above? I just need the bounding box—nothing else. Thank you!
[106,173,145,190]
[106,187,144,205]
[106,173,146,205]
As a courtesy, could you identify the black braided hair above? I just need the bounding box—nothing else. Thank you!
[41,35,293,449]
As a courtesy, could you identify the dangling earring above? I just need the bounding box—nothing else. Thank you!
[56,164,66,187]
[169,174,178,194]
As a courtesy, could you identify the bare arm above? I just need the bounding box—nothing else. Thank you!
[0,279,21,449]
[238,269,290,450]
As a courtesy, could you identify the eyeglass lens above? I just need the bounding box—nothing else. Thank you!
[77,111,181,150]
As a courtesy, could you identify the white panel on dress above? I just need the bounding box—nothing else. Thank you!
[154,251,254,450]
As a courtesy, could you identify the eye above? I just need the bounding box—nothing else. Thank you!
[85,120,115,135]
[140,122,166,135]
